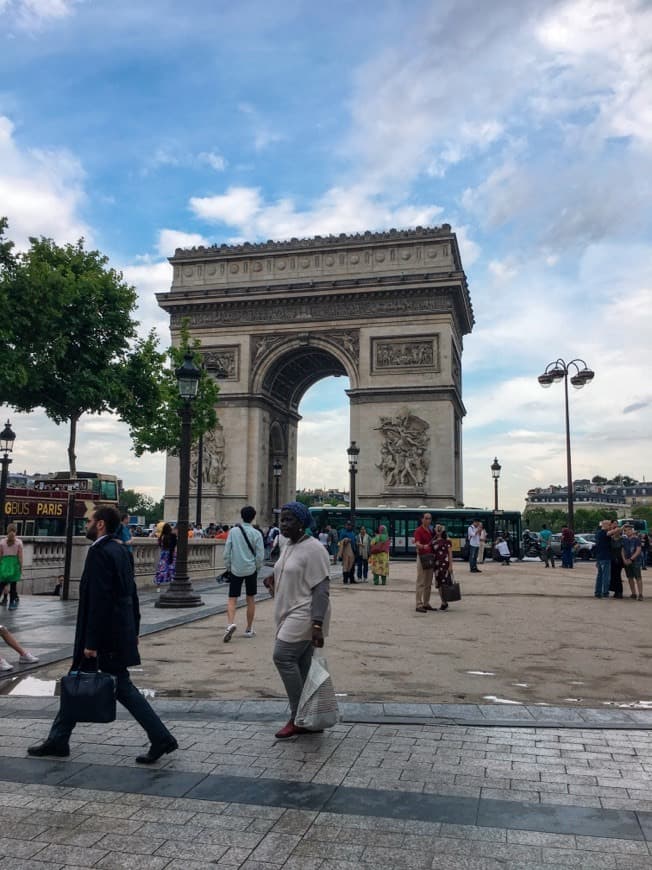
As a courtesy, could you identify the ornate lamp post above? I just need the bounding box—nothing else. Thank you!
[273,460,282,523]
[347,440,360,523]
[157,351,204,609]
[491,457,501,512]
[0,420,16,535]
[537,358,594,534]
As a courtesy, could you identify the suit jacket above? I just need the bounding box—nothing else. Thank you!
[73,536,141,671]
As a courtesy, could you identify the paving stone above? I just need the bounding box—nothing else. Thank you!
[95,854,173,870]
[0,836,50,859]
[247,831,303,862]
[34,843,110,865]
[154,839,231,862]
[97,833,167,855]
[34,828,107,847]
[0,859,64,870]
[540,847,618,867]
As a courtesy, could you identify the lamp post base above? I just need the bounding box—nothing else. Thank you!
[155,574,204,608]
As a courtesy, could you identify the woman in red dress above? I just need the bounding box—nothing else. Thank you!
[432,524,454,611]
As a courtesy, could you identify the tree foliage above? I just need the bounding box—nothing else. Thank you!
[119,489,164,524]
[523,506,618,533]
[0,227,165,474]
[124,320,219,456]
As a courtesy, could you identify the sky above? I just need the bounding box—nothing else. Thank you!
[1,0,651,512]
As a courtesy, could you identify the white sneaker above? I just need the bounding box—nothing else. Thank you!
[223,624,237,643]
[19,652,39,664]
[0,657,13,671]
[244,628,255,638]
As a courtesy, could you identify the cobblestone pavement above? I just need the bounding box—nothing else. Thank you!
[3,699,652,868]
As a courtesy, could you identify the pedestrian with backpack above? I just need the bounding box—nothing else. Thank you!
[223,505,264,642]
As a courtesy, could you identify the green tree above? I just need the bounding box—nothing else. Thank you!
[124,320,219,456]
[591,475,608,486]
[0,233,161,474]
[0,217,15,271]
[632,505,652,527]
[119,489,164,524]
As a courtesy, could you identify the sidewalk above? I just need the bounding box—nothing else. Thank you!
[3,699,652,868]
[0,570,274,676]
[3,562,652,867]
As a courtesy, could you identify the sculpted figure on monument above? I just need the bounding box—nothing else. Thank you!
[190,423,226,491]
[374,340,434,369]
[375,412,429,488]
[203,349,237,379]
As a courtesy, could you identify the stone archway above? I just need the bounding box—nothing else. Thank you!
[158,225,473,524]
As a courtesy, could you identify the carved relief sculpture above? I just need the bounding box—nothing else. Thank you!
[202,347,238,379]
[372,336,439,372]
[375,412,430,488]
[251,329,359,367]
[190,422,226,492]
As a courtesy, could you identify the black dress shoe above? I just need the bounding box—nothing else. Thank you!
[27,740,70,758]
[136,737,178,764]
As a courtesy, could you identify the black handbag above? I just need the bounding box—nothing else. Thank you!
[60,662,117,724]
[442,574,461,602]
[419,553,435,569]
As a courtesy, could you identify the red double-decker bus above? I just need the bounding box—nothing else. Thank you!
[3,472,121,536]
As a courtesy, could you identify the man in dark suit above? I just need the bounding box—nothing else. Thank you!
[28,506,177,764]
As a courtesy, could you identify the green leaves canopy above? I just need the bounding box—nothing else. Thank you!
[0,223,219,471]
[122,321,219,457]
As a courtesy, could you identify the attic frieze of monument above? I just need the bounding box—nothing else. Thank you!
[168,286,471,333]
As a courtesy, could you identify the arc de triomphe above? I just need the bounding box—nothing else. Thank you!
[157,225,473,523]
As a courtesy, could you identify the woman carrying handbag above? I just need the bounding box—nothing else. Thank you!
[433,524,455,611]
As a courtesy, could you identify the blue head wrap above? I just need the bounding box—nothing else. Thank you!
[281,501,313,530]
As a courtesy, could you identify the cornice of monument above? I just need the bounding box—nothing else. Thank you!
[169,224,456,261]
[165,283,474,335]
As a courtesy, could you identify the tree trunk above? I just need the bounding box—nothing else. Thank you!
[68,414,79,477]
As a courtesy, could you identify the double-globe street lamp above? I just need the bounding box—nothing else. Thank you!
[156,351,204,609]
[0,420,16,535]
[491,457,501,512]
[347,441,360,523]
[537,358,594,533]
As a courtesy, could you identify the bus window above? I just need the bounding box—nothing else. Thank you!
[100,480,118,501]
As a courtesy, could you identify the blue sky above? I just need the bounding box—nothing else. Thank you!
[1,0,651,511]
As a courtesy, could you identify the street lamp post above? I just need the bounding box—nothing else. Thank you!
[273,460,282,523]
[347,441,360,524]
[0,421,16,535]
[491,457,501,512]
[157,351,204,609]
[537,358,594,534]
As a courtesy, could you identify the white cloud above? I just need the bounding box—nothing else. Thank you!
[157,229,208,258]
[197,150,227,172]
[190,184,444,241]
[144,146,227,175]
[0,0,80,31]
[120,258,172,342]
[0,115,88,247]
[237,102,285,152]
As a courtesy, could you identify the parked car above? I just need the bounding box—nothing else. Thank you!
[549,533,595,560]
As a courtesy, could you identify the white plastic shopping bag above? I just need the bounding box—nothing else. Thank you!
[295,654,339,730]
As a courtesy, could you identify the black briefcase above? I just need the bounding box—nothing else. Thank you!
[60,666,117,724]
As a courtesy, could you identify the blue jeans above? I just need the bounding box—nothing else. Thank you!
[595,560,611,597]
[48,668,174,747]
[561,545,574,568]
[469,546,479,571]
[356,556,368,579]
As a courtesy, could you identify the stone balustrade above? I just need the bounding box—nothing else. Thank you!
[17,536,226,598]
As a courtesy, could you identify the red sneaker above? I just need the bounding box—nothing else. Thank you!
[274,720,312,739]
